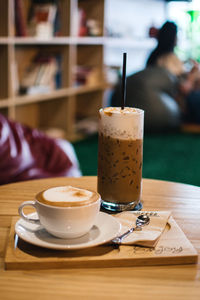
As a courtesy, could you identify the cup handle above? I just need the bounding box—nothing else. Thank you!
[18,201,40,224]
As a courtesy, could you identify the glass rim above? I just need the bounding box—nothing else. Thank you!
[99,107,144,115]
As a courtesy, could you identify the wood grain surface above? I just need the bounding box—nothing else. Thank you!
[4,216,198,270]
[0,176,200,299]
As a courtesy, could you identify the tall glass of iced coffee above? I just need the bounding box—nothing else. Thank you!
[98,107,144,212]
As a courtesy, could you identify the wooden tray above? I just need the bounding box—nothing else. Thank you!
[4,216,198,270]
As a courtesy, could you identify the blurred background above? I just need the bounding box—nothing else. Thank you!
[75,0,200,186]
[105,0,200,77]
[1,0,200,186]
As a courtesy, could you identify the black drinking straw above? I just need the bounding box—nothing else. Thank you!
[121,52,127,110]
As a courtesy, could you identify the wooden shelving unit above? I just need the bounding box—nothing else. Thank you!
[0,0,106,141]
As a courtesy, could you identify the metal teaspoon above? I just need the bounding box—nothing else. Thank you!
[112,214,150,244]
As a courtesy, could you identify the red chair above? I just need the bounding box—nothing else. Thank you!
[0,114,81,185]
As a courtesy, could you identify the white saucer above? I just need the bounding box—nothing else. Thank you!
[15,212,121,250]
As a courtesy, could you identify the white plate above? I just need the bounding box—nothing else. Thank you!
[15,212,121,250]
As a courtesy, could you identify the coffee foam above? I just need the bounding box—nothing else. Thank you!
[37,186,100,207]
[99,107,144,140]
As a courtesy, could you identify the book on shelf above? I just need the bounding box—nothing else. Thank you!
[19,52,61,95]
[27,0,60,37]
[78,8,88,37]
[15,0,27,36]
[74,66,101,87]
[78,8,101,37]
[14,0,61,38]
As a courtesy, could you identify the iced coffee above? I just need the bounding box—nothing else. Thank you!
[97,107,144,211]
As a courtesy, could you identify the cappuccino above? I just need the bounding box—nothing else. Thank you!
[36,186,100,207]
[18,186,101,238]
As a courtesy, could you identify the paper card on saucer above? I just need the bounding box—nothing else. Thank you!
[114,211,171,247]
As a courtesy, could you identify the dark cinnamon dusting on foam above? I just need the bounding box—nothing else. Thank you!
[36,186,100,207]
[73,191,86,197]
[104,111,112,116]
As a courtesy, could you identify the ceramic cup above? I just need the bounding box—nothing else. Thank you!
[18,186,101,239]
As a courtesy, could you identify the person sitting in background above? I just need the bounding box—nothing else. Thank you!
[0,113,81,185]
[110,21,200,133]
[146,21,182,74]
[146,21,200,124]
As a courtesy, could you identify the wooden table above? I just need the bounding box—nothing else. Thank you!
[0,176,200,299]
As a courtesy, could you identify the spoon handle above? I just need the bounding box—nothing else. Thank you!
[112,225,141,244]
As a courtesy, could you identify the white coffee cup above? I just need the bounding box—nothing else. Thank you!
[18,186,101,239]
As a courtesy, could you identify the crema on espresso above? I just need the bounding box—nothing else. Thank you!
[36,186,100,207]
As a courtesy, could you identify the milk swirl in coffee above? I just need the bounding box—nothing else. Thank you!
[98,107,144,210]
[36,186,100,207]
